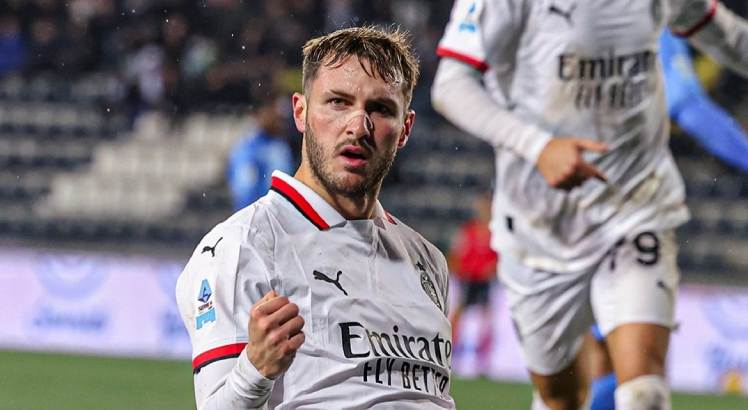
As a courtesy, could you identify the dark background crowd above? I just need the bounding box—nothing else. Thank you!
[0,0,747,283]
[0,0,454,120]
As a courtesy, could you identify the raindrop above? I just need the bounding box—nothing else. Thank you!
[165,18,169,23]
[241,45,246,50]
[202,192,206,198]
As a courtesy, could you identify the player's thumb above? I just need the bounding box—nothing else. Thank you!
[257,290,278,305]
[573,139,608,153]
[580,161,608,183]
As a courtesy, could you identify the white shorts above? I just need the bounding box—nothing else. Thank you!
[500,230,680,375]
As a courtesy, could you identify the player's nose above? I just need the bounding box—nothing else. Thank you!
[345,110,374,138]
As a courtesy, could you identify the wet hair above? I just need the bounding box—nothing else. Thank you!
[301,25,420,108]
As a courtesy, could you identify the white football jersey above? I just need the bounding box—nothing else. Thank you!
[176,171,455,409]
[436,0,718,272]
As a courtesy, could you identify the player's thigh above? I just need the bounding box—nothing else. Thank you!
[591,230,679,379]
[606,322,670,383]
[500,253,594,377]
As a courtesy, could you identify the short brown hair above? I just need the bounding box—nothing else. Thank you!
[301,26,420,108]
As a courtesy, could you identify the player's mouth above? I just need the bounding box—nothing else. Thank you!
[338,145,369,168]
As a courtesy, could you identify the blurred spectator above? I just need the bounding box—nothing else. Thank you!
[26,16,64,73]
[0,13,26,76]
[5,1,453,120]
[227,98,294,211]
[448,191,498,361]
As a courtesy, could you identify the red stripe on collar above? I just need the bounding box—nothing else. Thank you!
[385,211,397,225]
[270,176,330,230]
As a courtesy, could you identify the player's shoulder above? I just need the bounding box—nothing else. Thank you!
[177,197,275,287]
[201,197,274,253]
[387,213,447,267]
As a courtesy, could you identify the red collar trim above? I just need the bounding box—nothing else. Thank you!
[270,176,330,230]
[385,211,397,225]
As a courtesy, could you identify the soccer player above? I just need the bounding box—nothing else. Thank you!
[176,26,456,409]
[588,28,748,410]
[448,191,497,370]
[432,1,748,409]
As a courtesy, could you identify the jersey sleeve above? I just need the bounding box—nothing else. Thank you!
[670,1,748,77]
[668,0,718,37]
[176,215,277,409]
[436,0,526,72]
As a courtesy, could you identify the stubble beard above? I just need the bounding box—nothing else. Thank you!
[305,123,396,199]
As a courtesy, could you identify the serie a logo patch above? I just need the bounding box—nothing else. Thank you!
[196,279,216,330]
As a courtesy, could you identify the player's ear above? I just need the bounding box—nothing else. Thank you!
[398,109,415,149]
[292,92,306,133]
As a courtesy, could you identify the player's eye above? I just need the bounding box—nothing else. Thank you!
[376,106,393,115]
[328,97,347,107]
[368,102,395,117]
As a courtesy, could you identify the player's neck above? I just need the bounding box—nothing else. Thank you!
[294,167,380,220]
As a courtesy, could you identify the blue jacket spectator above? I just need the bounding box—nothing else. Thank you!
[227,102,293,211]
[0,14,26,76]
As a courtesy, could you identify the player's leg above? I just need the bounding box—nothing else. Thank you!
[585,325,616,410]
[473,280,493,361]
[529,356,589,410]
[449,279,466,345]
[453,281,482,374]
[592,230,679,410]
[501,254,594,410]
[607,323,670,408]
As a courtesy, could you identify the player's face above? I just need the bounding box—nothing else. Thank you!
[293,56,414,197]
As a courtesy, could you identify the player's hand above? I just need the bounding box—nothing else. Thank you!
[246,291,305,379]
[536,138,608,190]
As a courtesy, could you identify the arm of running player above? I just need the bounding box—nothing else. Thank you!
[431,0,607,190]
[431,58,607,190]
[177,220,302,409]
[670,0,748,77]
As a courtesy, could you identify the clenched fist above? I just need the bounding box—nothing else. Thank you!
[536,138,609,190]
[246,291,306,379]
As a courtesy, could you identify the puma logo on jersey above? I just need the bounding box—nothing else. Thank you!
[201,237,223,257]
[548,3,576,26]
[313,270,348,296]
